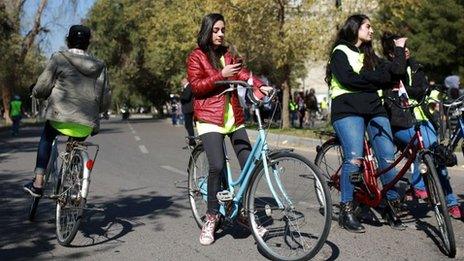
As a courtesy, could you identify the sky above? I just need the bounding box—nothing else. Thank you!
[22,0,96,57]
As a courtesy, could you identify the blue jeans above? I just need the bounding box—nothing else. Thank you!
[34,121,86,175]
[333,115,400,203]
[171,113,178,125]
[394,121,459,206]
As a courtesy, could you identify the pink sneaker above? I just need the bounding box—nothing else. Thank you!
[414,188,428,200]
[199,213,219,245]
[448,205,463,219]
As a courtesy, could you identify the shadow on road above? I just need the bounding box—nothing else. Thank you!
[0,175,187,260]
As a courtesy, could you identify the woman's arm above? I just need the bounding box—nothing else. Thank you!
[187,52,224,97]
[235,67,265,100]
[330,50,379,91]
[33,53,59,99]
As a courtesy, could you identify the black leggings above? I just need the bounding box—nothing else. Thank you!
[200,128,252,214]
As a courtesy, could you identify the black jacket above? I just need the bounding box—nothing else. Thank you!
[180,84,194,114]
[329,41,402,123]
[383,58,430,130]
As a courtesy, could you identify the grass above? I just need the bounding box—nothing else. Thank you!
[246,121,333,139]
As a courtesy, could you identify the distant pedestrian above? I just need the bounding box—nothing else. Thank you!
[10,95,23,136]
[180,78,196,146]
[305,88,319,128]
[170,97,179,125]
[289,95,298,127]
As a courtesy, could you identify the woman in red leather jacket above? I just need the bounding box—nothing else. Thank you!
[187,13,271,246]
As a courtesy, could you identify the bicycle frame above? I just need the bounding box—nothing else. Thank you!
[447,115,464,152]
[202,105,289,220]
[355,123,427,207]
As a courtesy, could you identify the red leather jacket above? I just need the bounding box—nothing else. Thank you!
[187,47,264,126]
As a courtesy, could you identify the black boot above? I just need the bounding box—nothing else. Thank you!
[383,199,406,230]
[339,202,365,233]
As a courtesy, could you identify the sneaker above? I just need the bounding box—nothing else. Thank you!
[188,138,197,147]
[448,205,463,219]
[23,181,43,197]
[199,213,219,245]
[414,188,428,200]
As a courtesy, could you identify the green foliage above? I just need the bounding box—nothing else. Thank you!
[86,0,328,111]
[378,0,464,80]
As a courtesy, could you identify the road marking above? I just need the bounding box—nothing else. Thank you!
[134,136,141,141]
[131,130,136,134]
[161,165,188,176]
[139,145,149,154]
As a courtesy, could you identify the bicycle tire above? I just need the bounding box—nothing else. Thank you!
[28,196,41,221]
[422,153,456,258]
[56,150,86,246]
[314,138,343,221]
[187,144,209,229]
[246,150,332,261]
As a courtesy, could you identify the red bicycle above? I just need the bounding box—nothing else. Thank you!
[314,100,456,257]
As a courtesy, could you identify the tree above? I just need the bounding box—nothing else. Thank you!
[378,0,464,80]
[0,0,48,122]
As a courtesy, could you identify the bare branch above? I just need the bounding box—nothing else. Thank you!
[20,0,48,61]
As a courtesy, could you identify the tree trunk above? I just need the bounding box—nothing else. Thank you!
[281,80,290,129]
[1,0,47,123]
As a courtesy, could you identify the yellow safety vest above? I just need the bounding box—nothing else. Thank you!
[330,45,364,99]
[407,67,428,121]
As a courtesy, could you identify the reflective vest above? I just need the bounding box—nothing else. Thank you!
[330,45,364,99]
[289,101,297,112]
[10,100,22,117]
[407,67,428,121]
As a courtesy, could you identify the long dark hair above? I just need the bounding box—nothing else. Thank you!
[325,14,379,86]
[381,32,400,59]
[197,13,227,69]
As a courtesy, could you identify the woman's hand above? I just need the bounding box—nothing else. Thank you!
[259,86,274,96]
[221,63,241,78]
[394,37,408,48]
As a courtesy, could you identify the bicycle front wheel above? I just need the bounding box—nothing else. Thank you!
[314,138,343,220]
[246,151,332,261]
[422,153,456,257]
[187,144,209,229]
[56,150,86,246]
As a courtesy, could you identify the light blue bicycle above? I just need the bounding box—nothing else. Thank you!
[187,80,332,260]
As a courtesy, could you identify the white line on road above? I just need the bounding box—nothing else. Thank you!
[139,145,149,154]
[134,136,141,141]
[161,165,188,176]
[131,130,136,134]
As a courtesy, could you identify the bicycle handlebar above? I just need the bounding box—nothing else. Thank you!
[214,80,276,107]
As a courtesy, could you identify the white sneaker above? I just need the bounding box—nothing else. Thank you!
[199,213,219,245]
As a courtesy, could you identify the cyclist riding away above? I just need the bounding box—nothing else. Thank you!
[187,13,272,246]
[23,25,111,197]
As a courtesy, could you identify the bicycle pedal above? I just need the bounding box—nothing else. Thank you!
[216,190,233,202]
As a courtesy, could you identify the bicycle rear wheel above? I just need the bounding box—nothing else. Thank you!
[314,138,342,220]
[56,150,86,246]
[246,151,332,261]
[422,153,456,257]
[187,144,209,228]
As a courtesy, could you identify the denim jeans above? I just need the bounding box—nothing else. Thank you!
[394,121,459,206]
[333,115,400,203]
[34,121,86,175]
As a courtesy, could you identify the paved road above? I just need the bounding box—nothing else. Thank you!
[1,118,463,260]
